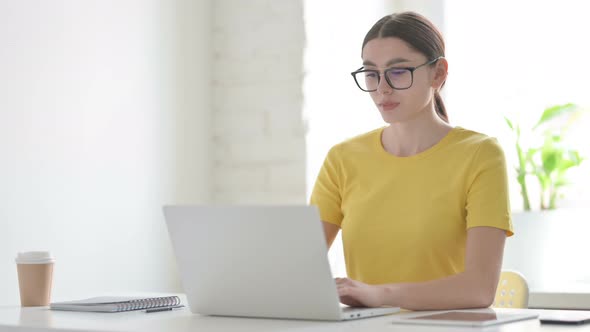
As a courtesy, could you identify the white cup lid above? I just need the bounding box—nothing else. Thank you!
[15,251,55,264]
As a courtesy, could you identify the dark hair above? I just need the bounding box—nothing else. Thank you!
[362,12,448,122]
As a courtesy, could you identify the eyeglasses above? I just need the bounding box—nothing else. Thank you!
[350,56,443,92]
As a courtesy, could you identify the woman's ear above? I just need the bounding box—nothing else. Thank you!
[431,58,448,90]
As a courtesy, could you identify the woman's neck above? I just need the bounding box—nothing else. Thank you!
[381,109,453,157]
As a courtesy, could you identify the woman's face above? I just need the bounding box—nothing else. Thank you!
[361,37,443,124]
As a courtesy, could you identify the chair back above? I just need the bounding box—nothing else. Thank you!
[493,270,529,308]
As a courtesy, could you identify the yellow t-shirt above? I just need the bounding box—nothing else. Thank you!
[310,126,513,285]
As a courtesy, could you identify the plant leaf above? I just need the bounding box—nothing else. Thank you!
[557,159,576,172]
[541,149,559,174]
[554,178,570,187]
[568,150,584,165]
[504,116,514,131]
[533,103,578,130]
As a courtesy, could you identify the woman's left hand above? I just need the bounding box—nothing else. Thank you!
[335,277,385,307]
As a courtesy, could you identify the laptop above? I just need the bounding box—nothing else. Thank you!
[163,205,400,321]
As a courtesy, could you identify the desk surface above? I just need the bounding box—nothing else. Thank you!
[1,305,590,332]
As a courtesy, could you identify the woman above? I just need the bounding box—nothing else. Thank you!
[310,12,513,310]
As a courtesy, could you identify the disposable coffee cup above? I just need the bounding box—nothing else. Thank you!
[15,251,55,307]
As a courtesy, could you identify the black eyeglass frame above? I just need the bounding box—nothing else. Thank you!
[350,56,443,92]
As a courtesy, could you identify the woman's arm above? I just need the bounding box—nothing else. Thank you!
[322,221,340,249]
[336,226,506,310]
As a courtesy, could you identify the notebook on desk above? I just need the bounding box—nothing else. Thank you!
[50,296,181,313]
[163,205,400,321]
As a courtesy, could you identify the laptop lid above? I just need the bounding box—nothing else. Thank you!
[164,205,345,320]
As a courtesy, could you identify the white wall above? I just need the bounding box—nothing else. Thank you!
[444,0,590,211]
[211,0,306,204]
[0,0,210,304]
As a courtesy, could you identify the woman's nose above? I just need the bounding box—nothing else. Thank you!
[376,75,393,94]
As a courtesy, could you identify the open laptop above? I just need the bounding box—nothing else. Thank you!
[163,205,400,321]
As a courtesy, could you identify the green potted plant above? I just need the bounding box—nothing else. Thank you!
[505,103,585,211]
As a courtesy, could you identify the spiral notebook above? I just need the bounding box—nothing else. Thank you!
[50,296,181,312]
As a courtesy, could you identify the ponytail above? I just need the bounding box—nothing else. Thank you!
[434,91,448,123]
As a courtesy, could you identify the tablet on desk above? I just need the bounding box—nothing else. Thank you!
[391,310,539,327]
[540,311,590,325]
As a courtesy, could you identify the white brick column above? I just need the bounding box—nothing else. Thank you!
[211,1,306,204]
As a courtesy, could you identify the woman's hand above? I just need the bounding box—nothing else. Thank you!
[335,277,385,307]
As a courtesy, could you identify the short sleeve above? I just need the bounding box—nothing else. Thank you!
[309,146,344,226]
[465,138,514,236]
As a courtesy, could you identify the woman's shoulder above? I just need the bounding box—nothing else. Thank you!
[450,127,506,159]
[451,127,502,148]
[329,127,384,156]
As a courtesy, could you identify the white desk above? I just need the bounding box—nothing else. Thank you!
[1,305,590,332]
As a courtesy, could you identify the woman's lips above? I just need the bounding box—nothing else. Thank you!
[380,102,399,111]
